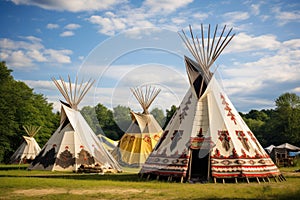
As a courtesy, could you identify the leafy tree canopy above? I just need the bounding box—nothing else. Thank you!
[242,93,300,147]
[150,107,165,127]
[0,61,59,163]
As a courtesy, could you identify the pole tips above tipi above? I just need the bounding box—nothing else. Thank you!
[23,125,41,137]
[131,86,161,114]
[52,75,95,111]
[178,24,235,81]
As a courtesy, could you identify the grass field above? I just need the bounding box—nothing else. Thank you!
[0,165,300,199]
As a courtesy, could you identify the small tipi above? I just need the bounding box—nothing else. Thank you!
[98,134,118,152]
[10,125,41,164]
[112,86,163,167]
[140,24,283,183]
[29,76,122,172]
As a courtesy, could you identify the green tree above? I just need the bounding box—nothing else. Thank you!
[242,93,300,147]
[273,93,300,145]
[81,106,103,134]
[241,110,270,146]
[150,107,165,127]
[0,61,17,162]
[95,103,123,140]
[163,105,177,129]
[113,105,131,132]
[0,61,59,163]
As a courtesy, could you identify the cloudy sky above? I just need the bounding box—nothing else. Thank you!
[1,0,299,113]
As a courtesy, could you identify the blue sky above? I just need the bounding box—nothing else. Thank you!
[1,0,299,113]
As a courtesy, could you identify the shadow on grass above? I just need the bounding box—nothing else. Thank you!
[0,172,142,182]
[0,164,144,182]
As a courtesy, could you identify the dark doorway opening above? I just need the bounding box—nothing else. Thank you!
[189,149,210,182]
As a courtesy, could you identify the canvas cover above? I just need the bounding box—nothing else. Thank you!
[10,136,41,163]
[275,143,300,151]
[140,56,281,180]
[29,103,122,172]
[265,145,276,154]
[112,112,162,167]
[98,134,118,152]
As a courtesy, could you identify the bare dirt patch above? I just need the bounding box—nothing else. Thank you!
[13,188,152,196]
[13,188,67,196]
[69,188,144,195]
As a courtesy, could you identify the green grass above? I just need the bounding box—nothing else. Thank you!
[0,164,300,199]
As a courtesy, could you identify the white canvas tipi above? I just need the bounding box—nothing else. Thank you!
[29,76,122,172]
[10,125,41,164]
[140,24,283,183]
[112,86,163,167]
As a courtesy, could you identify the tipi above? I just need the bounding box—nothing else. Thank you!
[29,76,122,172]
[98,134,118,152]
[10,125,41,164]
[140,24,283,183]
[112,86,163,168]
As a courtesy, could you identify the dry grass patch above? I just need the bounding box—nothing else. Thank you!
[13,188,152,196]
[13,189,67,196]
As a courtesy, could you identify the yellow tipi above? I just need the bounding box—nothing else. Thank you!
[112,86,163,168]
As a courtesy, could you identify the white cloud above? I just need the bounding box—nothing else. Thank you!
[88,14,127,36]
[260,15,270,22]
[6,50,33,67]
[85,1,204,36]
[193,13,209,21]
[250,4,260,15]
[0,37,72,69]
[223,11,250,26]
[227,32,280,53]
[44,49,72,63]
[143,0,193,14]
[11,0,126,12]
[46,23,59,29]
[272,6,300,26]
[292,87,300,93]
[74,62,188,112]
[23,80,55,91]
[64,23,81,30]
[171,17,186,25]
[27,49,47,62]
[0,37,43,50]
[220,37,300,111]
[60,31,74,37]
[87,9,159,36]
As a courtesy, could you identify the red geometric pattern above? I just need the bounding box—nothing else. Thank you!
[143,135,151,145]
[220,93,237,125]
[235,130,250,151]
[247,131,268,157]
[218,130,231,151]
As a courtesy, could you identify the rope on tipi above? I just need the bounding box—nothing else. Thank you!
[23,125,41,138]
[52,75,95,111]
[178,24,235,81]
[131,86,161,114]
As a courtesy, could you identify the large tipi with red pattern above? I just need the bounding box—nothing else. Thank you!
[139,24,283,183]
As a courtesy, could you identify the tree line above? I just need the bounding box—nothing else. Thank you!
[80,104,176,140]
[0,61,299,163]
[240,92,300,147]
[0,61,60,163]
